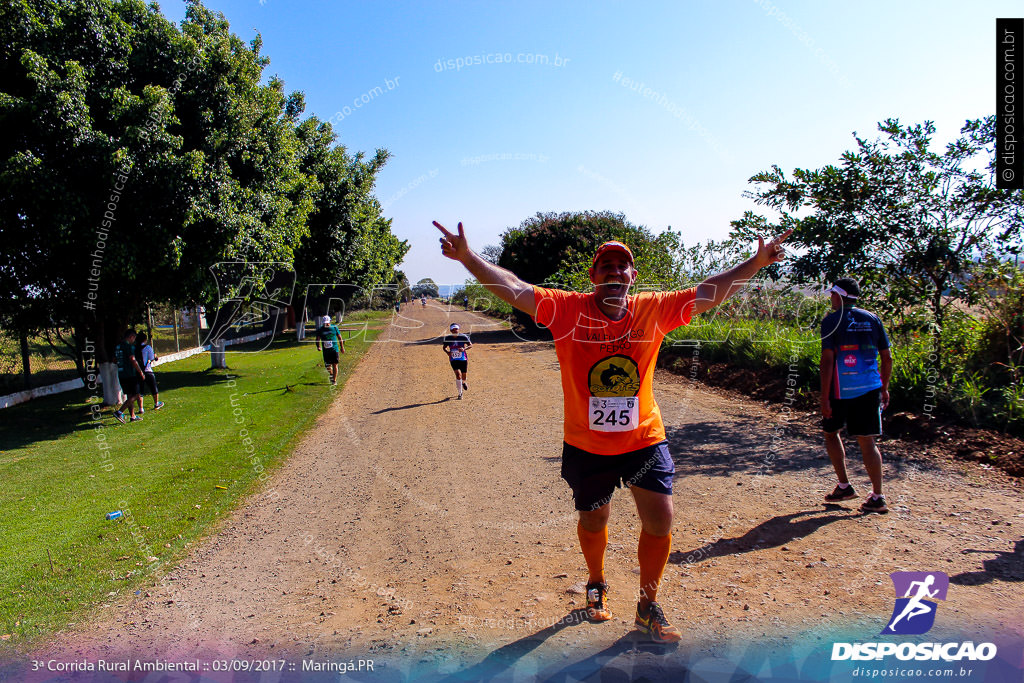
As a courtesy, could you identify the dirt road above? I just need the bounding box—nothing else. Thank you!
[34,302,1024,679]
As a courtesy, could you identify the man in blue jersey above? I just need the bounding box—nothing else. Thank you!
[819,278,893,513]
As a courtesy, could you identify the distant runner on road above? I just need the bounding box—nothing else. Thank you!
[442,323,472,400]
[315,315,345,386]
[434,219,791,643]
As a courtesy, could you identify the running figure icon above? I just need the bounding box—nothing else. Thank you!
[887,574,938,631]
[882,571,949,635]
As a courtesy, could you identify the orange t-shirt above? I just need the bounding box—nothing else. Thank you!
[533,286,697,455]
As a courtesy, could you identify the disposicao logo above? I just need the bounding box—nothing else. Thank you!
[831,571,998,662]
[882,571,948,635]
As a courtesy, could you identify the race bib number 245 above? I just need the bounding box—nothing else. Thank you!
[588,397,638,432]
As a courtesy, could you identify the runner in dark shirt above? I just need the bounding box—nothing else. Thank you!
[442,323,472,400]
[113,329,145,424]
[315,315,344,385]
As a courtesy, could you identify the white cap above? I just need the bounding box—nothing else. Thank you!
[321,315,331,325]
[828,285,857,299]
[450,323,460,330]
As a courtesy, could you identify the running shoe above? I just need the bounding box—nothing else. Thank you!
[130,415,143,422]
[634,601,682,643]
[463,381,468,391]
[824,483,857,502]
[138,407,144,415]
[860,494,888,514]
[585,582,612,622]
[113,410,126,424]
[154,401,165,410]
[456,395,462,400]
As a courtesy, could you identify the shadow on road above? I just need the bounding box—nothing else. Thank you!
[372,398,452,414]
[438,609,590,681]
[668,509,856,565]
[535,633,682,682]
[665,420,824,478]
[950,538,1024,586]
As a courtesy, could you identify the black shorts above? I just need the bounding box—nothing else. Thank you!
[449,359,467,373]
[823,388,882,436]
[561,441,675,512]
[142,371,158,396]
[118,374,139,396]
[322,349,339,365]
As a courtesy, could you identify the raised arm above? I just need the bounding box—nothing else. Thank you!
[434,221,537,317]
[693,229,793,315]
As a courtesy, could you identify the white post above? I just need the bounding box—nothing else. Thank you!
[210,339,227,369]
[98,362,123,406]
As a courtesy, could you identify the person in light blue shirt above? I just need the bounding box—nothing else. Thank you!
[819,277,893,513]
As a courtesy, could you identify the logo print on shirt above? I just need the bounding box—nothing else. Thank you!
[588,355,640,397]
[844,354,858,367]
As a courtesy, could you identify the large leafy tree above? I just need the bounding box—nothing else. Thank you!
[0,0,313,368]
[412,278,439,298]
[732,117,1023,366]
[495,211,682,331]
[292,117,408,317]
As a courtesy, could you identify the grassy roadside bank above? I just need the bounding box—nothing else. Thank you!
[0,313,390,648]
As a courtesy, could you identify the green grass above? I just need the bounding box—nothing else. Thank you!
[665,317,821,379]
[0,312,390,646]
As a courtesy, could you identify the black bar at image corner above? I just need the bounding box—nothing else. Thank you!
[996,18,1024,190]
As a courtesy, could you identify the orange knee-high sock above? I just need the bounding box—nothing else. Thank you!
[577,522,608,584]
[638,531,672,606]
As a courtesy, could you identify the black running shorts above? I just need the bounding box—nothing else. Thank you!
[118,373,139,396]
[822,388,882,437]
[560,441,675,512]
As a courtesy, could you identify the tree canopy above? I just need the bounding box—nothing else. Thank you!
[0,0,406,368]
[412,278,439,298]
[731,117,1023,336]
[490,210,683,332]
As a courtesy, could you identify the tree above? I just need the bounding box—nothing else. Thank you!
[412,278,439,298]
[291,117,408,317]
[732,117,1024,368]
[0,0,314,374]
[494,211,682,332]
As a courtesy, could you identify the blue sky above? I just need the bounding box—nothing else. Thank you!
[163,1,1018,286]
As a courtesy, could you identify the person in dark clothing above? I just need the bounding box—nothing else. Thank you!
[113,329,145,424]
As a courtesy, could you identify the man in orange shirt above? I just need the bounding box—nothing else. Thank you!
[434,220,791,642]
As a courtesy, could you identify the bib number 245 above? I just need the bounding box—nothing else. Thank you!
[588,397,638,432]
